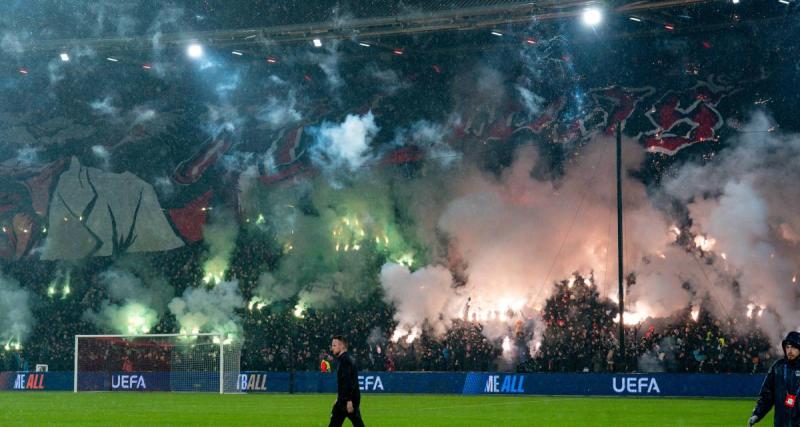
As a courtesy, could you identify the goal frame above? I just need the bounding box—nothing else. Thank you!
[74,333,227,394]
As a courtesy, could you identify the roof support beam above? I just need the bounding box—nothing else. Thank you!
[21,0,718,54]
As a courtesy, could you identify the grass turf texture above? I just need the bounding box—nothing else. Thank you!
[0,392,764,426]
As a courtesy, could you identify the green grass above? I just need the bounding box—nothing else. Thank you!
[0,392,765,426]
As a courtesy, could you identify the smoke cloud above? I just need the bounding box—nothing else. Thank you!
[380,263,463,335]
[364,65,409,95]
[379,135,701,342]
[0,274,34,347]
[312,40,344,91]
[310,111,379,173]
[393,120,461,168]
[91,145,111,169]
[90,96,121,117]
[256,92,302,129]
[377,110,800,351]
[245,167,421,310]
[202,209,239,285]
[168,280,245,338]
[10,146,40,167]
[131,107,157,126]
[1,33,26,55]
[252,272,296,306]
[516,85,545,116]
[83,267,174,335]
[664,111,800,344]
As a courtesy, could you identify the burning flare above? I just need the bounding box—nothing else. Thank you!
[693,235,716,251]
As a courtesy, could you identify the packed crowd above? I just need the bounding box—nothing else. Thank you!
[0,244,775,374]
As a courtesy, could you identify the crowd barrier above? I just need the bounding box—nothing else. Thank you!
[0,371,765,397]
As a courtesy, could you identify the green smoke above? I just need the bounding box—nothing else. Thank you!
[105,302,159,334]
[244,172,428,308]
[202,209,239,285]
[83,265,174,335]
[168,280,244,341]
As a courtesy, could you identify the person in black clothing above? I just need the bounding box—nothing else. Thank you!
[329,335,365,427]
[749,331,800,426]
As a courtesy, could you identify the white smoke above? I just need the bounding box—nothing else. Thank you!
[380,263,464,335]
[91,145,111,169]
[11,146,40,167]
[47,45,98,85]
[256,91,302,129]
[145,6,185,77]
[393,120,461,168]
[664,111,800,345]
[627,246,705,319]
[312,40,344,90]
[220,151,254,175]
[90,96,120,117]
[364,65,409,95]
[214,70,242,99]
[153,176,175,197]
[452,66,507,116]
[168,280,245,337]
[516,85,545,116]
[132,107,157,125]
[87,1,139,36]
[438,140,674,312]
[0,274,34,346]
[1,33,26,54]
[203,103,240,139]
[381,135,705,342]
[311,111,379,172]
[48,59,66,85]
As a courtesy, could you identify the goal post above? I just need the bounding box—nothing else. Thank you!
[74,333,241,393]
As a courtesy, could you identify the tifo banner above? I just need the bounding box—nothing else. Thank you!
[0,371,766,397]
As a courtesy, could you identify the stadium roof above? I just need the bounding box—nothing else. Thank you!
[13,0,793,55]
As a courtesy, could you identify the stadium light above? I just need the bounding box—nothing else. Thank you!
[779,0,790,4]
[491,30,503,36]
[732,0,740,3]
[60,53,70,62]
[187,43,204,59]
[106,57,118,62]
[231,50,243,56]
[629,16,642,22]
[313,38,322,47]
[582,7,603,27]
[358,42,371,47]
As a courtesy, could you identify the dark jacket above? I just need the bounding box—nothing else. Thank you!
[335,351,361,407]
[752,332,800,426]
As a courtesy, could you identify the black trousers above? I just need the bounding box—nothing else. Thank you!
[328,402,365,427]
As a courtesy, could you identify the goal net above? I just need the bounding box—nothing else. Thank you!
[74,333,241,393]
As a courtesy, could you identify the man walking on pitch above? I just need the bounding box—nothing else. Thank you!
[749,331,800,426]
[329,335,365,427]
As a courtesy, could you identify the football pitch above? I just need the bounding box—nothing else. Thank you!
[0,392,763,426]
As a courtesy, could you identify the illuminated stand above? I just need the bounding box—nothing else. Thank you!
[73,333,241,394]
